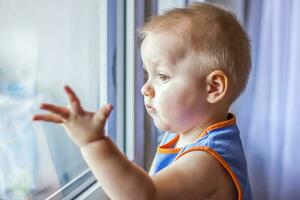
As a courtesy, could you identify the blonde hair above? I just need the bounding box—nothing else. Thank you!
[138,3,251,103]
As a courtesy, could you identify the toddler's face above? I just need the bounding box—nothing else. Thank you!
[141,32,210,133]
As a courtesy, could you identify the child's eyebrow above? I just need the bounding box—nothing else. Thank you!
[142,62,157,73]
[143,63,174,75]
[143,58,161,69]
[143,59,166,70]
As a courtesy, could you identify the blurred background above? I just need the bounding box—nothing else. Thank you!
[0,0,299,199]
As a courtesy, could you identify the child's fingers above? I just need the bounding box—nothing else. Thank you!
[95,104,113,127]
[40,103,70,119]
[32,114,63,123]
[64,85,83,113]
[64,85,80,103]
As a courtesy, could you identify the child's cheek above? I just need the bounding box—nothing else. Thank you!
[158,87,205,132]
[158,88,188,120]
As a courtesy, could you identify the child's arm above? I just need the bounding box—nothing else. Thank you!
[81,139,235,200]
[32,86,235,200]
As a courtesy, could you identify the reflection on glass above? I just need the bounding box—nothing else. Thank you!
[0,0,103,199]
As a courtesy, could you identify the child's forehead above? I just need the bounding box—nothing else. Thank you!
[141,32,189,67]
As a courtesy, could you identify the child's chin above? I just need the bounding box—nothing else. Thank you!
[153,119,174,132]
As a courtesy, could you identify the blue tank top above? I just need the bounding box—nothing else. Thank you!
[149,114,252,200]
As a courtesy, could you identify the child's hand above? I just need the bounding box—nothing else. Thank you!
[32,85,113,147]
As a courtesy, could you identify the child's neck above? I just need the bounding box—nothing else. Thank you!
[175,112,228,148]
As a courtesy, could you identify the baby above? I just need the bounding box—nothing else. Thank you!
[33,3,252,200]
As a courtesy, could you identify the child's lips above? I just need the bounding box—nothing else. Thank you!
[145,105,156,113]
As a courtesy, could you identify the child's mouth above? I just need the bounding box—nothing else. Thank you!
[145,105,156,113]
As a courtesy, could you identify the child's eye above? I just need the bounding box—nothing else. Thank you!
[157,73,170,82]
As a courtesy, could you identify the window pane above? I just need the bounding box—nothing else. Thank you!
[0,0,105,199]
[158,0,186,15]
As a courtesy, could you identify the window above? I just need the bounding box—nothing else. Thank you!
[0,0,113,199]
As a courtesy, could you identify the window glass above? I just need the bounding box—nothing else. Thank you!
[158,0,186,15]
[0,0,105,199]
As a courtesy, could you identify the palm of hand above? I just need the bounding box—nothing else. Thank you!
[32,86,113,147]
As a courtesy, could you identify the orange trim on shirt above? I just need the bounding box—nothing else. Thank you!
[158,113,236,154]
[158,134,181,154]
[175,146,242,200]
[158,147,181,154]
[198,113,236,140]
[160,134,180,148]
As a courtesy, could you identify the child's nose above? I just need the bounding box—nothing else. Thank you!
[141,84,155,98]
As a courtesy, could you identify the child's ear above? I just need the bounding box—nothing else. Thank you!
[206,70,228,104]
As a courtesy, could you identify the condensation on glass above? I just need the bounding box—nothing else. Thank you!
[0,0,104,199]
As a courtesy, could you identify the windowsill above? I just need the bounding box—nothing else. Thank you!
[74,182,110,200]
